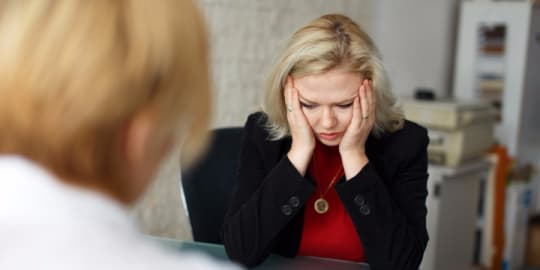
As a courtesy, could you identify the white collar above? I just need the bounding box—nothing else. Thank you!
[0,155,135,232]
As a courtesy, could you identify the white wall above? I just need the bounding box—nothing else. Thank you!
[373,0,460,99]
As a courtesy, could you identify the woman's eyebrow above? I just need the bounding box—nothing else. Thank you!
[298,94,318,104]
[336,96,357,104]
[298,94,358,105]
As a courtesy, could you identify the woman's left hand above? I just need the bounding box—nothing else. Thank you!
[339,79,376,179]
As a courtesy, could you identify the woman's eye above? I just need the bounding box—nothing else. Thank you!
[300,102,315,109]
[337,103,353,109]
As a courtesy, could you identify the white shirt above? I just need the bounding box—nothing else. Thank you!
[0,156,240,270]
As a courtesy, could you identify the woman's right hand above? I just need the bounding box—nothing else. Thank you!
[284,76,315,176]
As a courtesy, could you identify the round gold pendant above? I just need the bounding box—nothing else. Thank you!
[314,198,329,214]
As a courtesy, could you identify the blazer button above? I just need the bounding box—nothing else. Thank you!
[354,194,365,207]
[289,196,300,208]
[359,204,371,216]
[281,205,293,216]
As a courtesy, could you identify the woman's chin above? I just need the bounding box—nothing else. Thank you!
[317,137,341,147]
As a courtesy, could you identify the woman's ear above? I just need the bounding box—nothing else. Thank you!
[121,107,175,179]
[122,108,156,168]
[116,107,173,204]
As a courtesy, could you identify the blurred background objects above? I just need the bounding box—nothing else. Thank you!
[133,1,540,269]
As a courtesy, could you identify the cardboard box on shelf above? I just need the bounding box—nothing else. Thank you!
[402,99,497,167]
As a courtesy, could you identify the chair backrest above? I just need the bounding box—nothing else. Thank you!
[181,127,243,244]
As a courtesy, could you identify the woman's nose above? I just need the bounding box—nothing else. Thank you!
[321,108,336,129]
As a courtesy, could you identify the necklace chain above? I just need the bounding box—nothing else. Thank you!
[313,152,343,198]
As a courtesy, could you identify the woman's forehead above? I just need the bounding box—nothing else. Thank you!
[293,70,362,103]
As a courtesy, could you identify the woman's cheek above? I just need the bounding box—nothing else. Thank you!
[302,108,318,127]
[339,109,354,126]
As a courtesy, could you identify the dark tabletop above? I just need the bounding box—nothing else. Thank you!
[152,237,371,270]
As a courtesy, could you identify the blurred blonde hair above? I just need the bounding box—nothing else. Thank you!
[0,1,211,184]
[263,14,404,139]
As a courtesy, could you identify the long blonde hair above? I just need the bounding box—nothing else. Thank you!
[263,14,404,140]
[0,1,211,184]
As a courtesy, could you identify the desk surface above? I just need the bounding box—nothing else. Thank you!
[154,237,370,270]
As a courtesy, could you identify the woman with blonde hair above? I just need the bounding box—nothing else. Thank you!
[0,1,237,269]
[223,14,429,270]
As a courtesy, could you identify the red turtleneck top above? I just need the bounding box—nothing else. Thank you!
[297,142,366,262]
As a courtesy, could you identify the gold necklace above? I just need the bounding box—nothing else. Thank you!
[312,153,343,214]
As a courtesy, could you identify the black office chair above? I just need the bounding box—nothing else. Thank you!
[181,127,243,244]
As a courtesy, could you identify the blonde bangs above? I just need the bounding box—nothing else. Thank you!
[0,0,211,180]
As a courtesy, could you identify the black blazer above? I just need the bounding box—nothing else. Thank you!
[222,112,429,270]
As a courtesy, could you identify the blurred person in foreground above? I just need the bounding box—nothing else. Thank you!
[0,1,238,269]
[223,14,429,270]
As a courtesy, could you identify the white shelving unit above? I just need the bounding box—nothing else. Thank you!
[453,0,540,213]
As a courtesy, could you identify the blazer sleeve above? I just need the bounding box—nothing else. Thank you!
[222,114,316,268]
[335,126,429,270]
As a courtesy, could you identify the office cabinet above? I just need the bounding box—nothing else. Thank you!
[421,160,490,270]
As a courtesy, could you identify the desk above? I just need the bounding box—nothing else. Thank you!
[153,237,370,270]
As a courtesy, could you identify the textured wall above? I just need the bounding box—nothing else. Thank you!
[132,0,374,240]
[131,152,193,240]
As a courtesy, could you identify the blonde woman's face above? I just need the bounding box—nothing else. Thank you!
[293,69,363,146]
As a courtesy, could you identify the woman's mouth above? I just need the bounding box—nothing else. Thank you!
[319,132,340,140]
